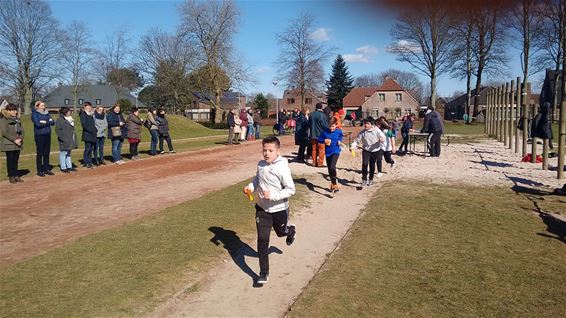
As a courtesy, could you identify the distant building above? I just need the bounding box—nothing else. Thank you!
[280,89,326,113]
[44,84,146,112]
[184,91,247,122]
[343,78,419,119]
[444,88,490,121]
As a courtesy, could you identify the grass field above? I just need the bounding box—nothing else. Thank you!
[289,182,566,317]
[0,178,309,317]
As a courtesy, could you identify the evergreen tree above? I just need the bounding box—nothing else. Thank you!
[326,55,354,107]
[254,93,269,118]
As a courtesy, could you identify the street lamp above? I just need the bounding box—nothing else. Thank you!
[272,80,279,123]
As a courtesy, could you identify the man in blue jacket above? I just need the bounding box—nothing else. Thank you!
[421,106,445,157]
[308,103,328,166]
[31,101,55,176]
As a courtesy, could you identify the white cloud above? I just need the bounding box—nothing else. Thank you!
[343,45,379,63]
[309,28,331,42]
[385,40,421,54]
[255,66,270,74]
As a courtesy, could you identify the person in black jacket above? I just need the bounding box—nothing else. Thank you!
[531,102,553,149]
[106,103,127,164]
[398,113,414,154]
[294,109,310,162]
[31,101,55,176]
[421,106,445,157]
[227,107,236,145]
[55,107,78,173]
[156,108,175,154]
[79,102,97,168]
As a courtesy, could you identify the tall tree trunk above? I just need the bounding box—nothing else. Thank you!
[465,61,472,123]
[473,66,483,117]
[430,69,437,110]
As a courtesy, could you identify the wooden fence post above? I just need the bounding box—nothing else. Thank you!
[499,85,504,142]
[509,80,515,151]
[496,86,500,141]
[521,81,528,157]
[515,77,520,153]
[559,99,565,179]
[529,83,537,163]
[503,82,509,147]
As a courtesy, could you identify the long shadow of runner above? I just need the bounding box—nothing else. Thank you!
[209,226,282,284]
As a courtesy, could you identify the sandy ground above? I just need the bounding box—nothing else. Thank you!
[151,137,565,318]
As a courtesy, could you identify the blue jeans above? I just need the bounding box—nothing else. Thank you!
[254,123,261,139]
[83,141,95,165]
[59,150,72,170]
[111,138,123,162]
[247,125,254,139]
[150,129,159,155]
[94,137,105,162]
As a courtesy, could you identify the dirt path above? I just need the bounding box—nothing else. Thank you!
[0,138,296,267]
[151,138,564,318]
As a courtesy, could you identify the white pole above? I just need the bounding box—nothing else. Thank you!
[273,80,279,123]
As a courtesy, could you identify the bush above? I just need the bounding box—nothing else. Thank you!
[197,121,229,129]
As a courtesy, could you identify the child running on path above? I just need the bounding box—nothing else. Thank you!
[318,117,344,195]
[350,117,386,187]
[378,117,396,168]
[243,136,296,285]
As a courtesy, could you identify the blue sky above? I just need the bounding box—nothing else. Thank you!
[48,0,528,99]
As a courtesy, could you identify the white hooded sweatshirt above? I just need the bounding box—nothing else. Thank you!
[247,155,295,212]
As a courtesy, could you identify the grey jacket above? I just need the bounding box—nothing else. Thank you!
[351,126,386,152]
[55,116,78,151]
[0,110,24,152]
[94,115,108,138]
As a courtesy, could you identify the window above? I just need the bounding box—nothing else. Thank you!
[395,93,402,101]
[64,99,69,105]
[78,99,84,105]
[287,98,295,104]
[95,99,101,105]
[305,98,312,104]
[378,93,385,101]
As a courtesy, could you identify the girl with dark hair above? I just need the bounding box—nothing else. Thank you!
[31,101,54,176]
[94,106,108,165]
[55,107,78,173]
[398,114,413,153]
[1,104,24,183]
[318,117,344,195]
[106,103,127,164]
[126,107,143,160]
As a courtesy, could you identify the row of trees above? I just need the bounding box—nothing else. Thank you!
[0,0,245,120]
[387,0,566,121]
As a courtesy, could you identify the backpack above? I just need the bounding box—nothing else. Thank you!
[143,119,152,129]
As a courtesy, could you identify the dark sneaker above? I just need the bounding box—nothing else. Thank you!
[9,177,17,184]
[61,169,70,174]
[15,176,23,183]
[37,171,46,177]
[286,225,296,246]
[45,170,54,176]
[257,273,269,284]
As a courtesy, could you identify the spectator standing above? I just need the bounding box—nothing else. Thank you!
[421,106,444,157]
[308,103,328,167]
[239,108,249,141]
[246,109,255,141]
[278,110,287,135]
[233,109,242,143]
[79,102,97,168]
[93,106,108,165]
[227,107,236,145]
[126,107,143,160]
[146,108,159,155]
[156,108,175,154]
[31,101,54,176]
[106,104,127,164]
[294,109,310,162]
[1,104,24,183]
[55,107,78,173]
[253,109,262,139]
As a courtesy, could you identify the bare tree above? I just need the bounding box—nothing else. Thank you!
[276,12,333,110]
[449,10,476,122]
[354,73,381,87]
[62,21,94,112]
[92,29,132,86]
[179,0,243,123]
[0,0,63,114]
[470,5,509,118]
[389,4,454,109]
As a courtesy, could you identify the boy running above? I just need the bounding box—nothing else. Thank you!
[350,117,386,187]
[243,136,296,285]
[318,117,344,195]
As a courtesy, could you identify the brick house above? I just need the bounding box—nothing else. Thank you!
[280,89,326,113]
[343,78,419,119]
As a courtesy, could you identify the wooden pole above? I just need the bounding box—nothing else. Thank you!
[496,87,500,140]
[503,82,509,147]
[529,83,537,163]
[559,99,565,179]
[515,77,520,153]
[521,82,528,157]
[543,139,549,170]
[489,89,494,136]
[499,85,504,142]
[509,80,515,151]
[485,90,489,135]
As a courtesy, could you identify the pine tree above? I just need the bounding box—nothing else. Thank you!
[326,55,354,107]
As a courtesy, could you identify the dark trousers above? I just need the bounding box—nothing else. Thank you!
[297,141,308,161]
[129,142,139,157]
[149,129,159,154]
[326,153,340,185]
[159,134,173,152]
[5,150,20,177]
[362,150,378,181]
[83,141,95,165]
[383,151,395,164]
[35,134,51,172]
[376,149,383,173]
[256,206,292,275]
[94,137,105,162]
[400,131,409,152]
[428,132,442,157]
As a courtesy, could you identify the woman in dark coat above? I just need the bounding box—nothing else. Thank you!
[31,100,54,176]
[156,108,175,154]
[55,107,78,173]
[126,107,143,160]
[294,109,310,162]
[1,104,24,183]
[79,102,97,168]
[106,103,127,164]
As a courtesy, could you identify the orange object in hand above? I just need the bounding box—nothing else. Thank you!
[324,139,331,146]
[245,188,254,201]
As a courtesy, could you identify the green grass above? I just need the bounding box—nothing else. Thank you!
[289,182,566,317]
[15,114,225,156]
[0,178,309,318]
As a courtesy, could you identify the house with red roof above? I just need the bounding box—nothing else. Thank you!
[343,78,419,119]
